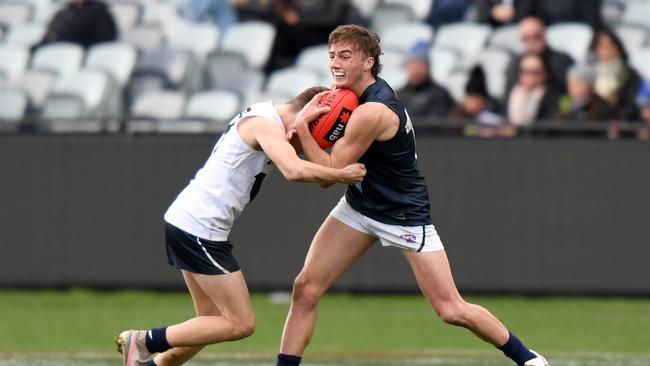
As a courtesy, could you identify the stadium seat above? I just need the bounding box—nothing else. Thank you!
[370,4,414,33]
[109,1,142,34]
[41,69,110,119]
[429,45,460,86]
[127,48,192,103]
[221,21,276,69]
[10,69,55,110]
[381,48,407,71]
[182,89,241,132]
[488,25,523,55]
[630,48,650,80]
[0,89,28,124]
[0,45,30,87]
[168,21,219,59]
[477,47,513,100]
[0,2,32,28]
[380,67,408,90]
[295,44,331,80]
[122,25,166,51]
[383,0,433,21]
[381,22,434,53]
[546,22,593,63]
[4,23,45,48]
[205,51,265,105]
[31,42,84,77]
[265,67,321,100]
[615,25,649,55]
[621,1,650,28]
[435,22,491,69]
[130,90,185,119]
[128,90,186,132]
[143,1,183,39]
[349,0,381,20]
[441,71,469,103]
[85,42,137,87]
[31,0,63,25]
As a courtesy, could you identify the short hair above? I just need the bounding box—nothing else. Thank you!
[328,24,382,78]
[287,86,329,111]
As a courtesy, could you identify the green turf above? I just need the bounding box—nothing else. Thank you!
[0,290,649,365]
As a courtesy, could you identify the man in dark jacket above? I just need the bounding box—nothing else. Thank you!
[397,41,455,119]
[38,0,117,48]
[505,16,574,95]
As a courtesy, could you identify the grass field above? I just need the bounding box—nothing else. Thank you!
[0,290,649,365]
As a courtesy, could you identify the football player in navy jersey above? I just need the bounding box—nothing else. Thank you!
[276,25,550,366]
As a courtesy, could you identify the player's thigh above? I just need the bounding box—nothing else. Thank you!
[300,215,376,291]
[188,270,254,322]
[182,270,221,317]
[401,250,463,306]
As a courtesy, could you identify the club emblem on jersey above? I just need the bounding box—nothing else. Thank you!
[400,234,417,243]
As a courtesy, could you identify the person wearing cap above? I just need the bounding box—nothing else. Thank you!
[452,65,508,137]
[397,41,455,119]
[558,63,613,122]
[636,80,650,141]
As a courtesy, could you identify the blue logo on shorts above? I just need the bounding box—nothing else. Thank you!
[400,234,417,243]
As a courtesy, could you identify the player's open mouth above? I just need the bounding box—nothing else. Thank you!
[333,70,346,78]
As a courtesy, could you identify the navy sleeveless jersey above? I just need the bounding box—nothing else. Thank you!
[344,78,432,226]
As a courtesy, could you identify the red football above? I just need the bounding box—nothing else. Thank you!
[308,88,358,149]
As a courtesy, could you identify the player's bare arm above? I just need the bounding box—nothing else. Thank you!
[239,116,365,184]
[293,102,399,169]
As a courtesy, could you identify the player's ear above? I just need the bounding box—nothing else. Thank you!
[364,56,374,72]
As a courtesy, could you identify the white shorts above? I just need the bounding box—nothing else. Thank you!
[330,196,445,253]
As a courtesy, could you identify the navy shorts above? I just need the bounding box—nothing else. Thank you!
[164,222,240,275]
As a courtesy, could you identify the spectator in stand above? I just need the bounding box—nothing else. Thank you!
[181,0,239,35]
[589,27,641,121]
[475,0,527,28]
[505,16,573,94]
[397,41,455,119]
[506,52,560,128]
[635,80,650,141]
[522,0,601,28]
[427,0,472,29]
[452,66,507,138]
[558,63,613,122]
[37,0,116,48]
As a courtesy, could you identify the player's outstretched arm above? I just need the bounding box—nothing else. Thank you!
[252,118,366,184]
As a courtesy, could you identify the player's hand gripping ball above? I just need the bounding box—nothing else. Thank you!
[309,88,358,149]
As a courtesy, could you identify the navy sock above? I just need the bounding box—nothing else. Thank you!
[145,327,172,353]
[497,332,536,366]
[276,353,302,366]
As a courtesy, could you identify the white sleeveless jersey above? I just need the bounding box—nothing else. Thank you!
[164,102,281,241]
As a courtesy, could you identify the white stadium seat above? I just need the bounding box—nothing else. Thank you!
[265,67,321,99]
[615,25,649,55]
[10,69,56,109]
[131,90,186,119]
[0,45,30,86]
[31,42,84,77]
[380,67,408,90]
[109,1,141,34]
[429,45,460,86]
[296,44,331,80]
[381,22,434,53]
[477,47,513,99]
[546,22,593,63]
[221,21,276,69]
[122,25,166,51]
[41,70,110,119]
[383,0,433,21]
[169,21,219,58]
[349,0,381,19]
[86,42,137,87]
[621,1,650,28]
[630,48,650,80]
[441,70,470,103]
[370,4,414,33]
[5,23,46,48]
[435,22,491,69]
[489,25,523,55]
[0,89,28,122]
[0,2,33,28]
[185,90,240,123]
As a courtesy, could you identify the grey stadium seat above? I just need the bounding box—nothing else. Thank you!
[370,4,414,33]
[435,22,491,69]
[10,69,56,110]
[85,42,137,87]
[429,45,460,87]
[546,22,592,63]
[477,47,513,100]
[489,25,523,55]
[185,90,241,124]
[41,69,110,120]
[265,67,321,100]
[126,48,192,104]
[621,1,650,28]
[128,90,186,133]
[615,25,649,54]
[122,25,166,51]
[168,21,219,59]
[383,0,433,21]
[0,89,28,128]
[381,22,434,53]
[630,48,650,80]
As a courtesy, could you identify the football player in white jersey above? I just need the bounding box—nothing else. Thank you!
[116,86,366,366]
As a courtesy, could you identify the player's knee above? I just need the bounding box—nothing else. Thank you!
[292,273,323,306]
[231,317,256,340]
[436,303,470,327]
